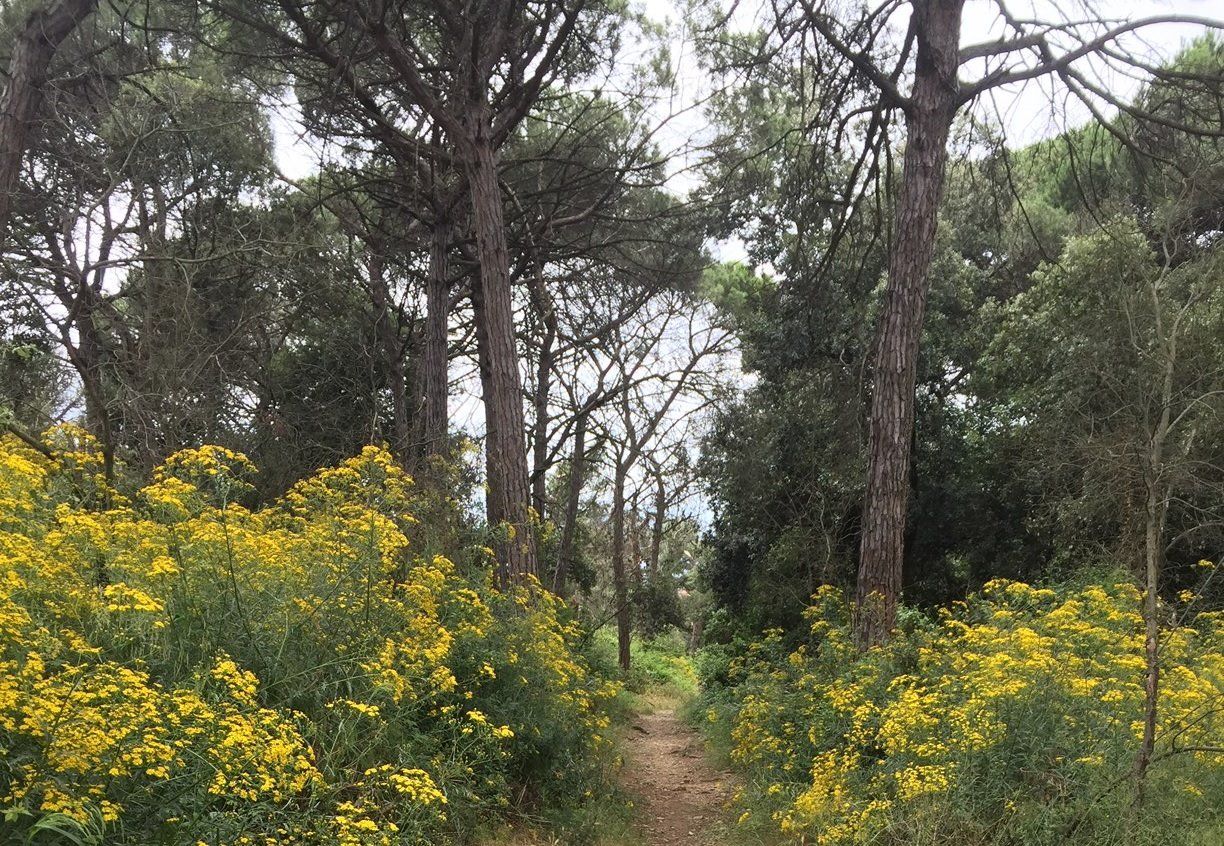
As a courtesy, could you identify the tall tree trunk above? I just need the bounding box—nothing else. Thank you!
[612,458,631,670]
[0,0,98,240]
[1134,319,1176,802]
[687,615,703,653]
[462,117,537,585]
[1134,476,1165,803]
[529,267,556,519]
[70,295,114,481]
[553,411,587,596]
[649,470,665,576]
[855,0,963,648]
[367,246,411,464]
[415,218,451,465]
[629,489,643,590]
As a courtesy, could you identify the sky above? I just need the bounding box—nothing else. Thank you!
[956,1,1219,143]
[272,0,1220,180]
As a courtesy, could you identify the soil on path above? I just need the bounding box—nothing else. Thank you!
[623,710,734,846]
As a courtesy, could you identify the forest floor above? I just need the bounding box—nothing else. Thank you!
[622,708,735,846]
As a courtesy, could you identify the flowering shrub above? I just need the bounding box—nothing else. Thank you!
[708,581,1224,845]
[0,427,618,844]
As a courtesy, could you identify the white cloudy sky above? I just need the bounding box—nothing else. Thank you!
[273,0,1220,180]
[957,1,1219,141]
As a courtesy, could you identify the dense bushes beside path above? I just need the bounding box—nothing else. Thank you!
[699,579,1224,845]
[0,427,620,845]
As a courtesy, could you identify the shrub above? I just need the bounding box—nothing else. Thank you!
[0,428,619,845]
[711,581,1224,845]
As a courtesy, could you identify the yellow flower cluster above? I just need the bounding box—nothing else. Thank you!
[722,580,1224,845]
[0,654,318,823]
[0,431,617,844]
[359,765,447,806]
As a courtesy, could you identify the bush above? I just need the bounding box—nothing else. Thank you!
[709,580,1224,845]
[628,632,698,695]
[0,428,619,845]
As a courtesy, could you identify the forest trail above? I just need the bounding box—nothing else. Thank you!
[623,710,733,846]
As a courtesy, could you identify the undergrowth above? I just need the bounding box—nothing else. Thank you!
[0,427,626,846]
[696,579,1224,846]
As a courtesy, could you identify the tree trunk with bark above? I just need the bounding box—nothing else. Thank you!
[649,471,665,576]
[461,112,537,585]
[1134,475,1165,804]
[367,247,412,464]
[629,489,643,590]
[414,218,451,466]
[0,0,98,240]
[529,267,556,519]
[612,458,631,670]
[855,0,963,648]
[69,289,114,481]
[687,615,704,653]
[1133,310,1176,803]
[552,411,587,596]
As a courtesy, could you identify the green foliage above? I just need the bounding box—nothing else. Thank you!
[699,262,772,327]
[631,575,686,639]
[703,578,1224,845]
[700,35,1224,625]
[585,628,697,716]
[0,331,62,431]
[977,216,1224,595]
[0,433,623,845]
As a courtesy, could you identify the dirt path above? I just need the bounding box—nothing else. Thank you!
[623,710,734,846]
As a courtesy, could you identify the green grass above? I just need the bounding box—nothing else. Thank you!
[476,629,704,846]
[585,627,699,715]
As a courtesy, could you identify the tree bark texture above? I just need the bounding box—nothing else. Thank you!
[529,272,556,521]
[649,471,665,576]
[414,218,451,466]
[462,113,538,585]
[552,411,587,596]
[856,0,964,648]
[1134,477,1164,803]
[1133,316,1176,802]
[367,247,411,464]
[687,616,704,653]
[612,459,631,670]
[69,286,114,481]
[629,489,643,590]
[0,0,98,239]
